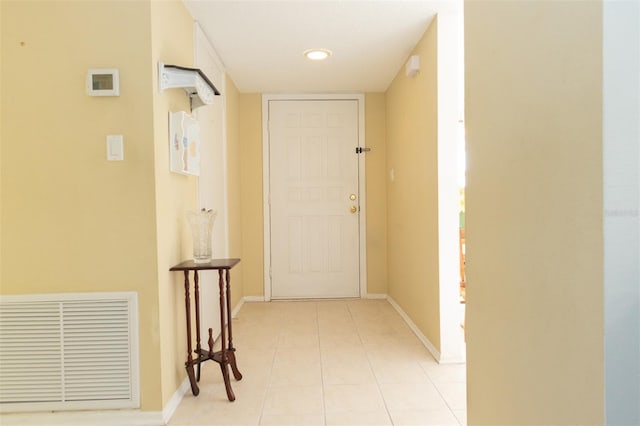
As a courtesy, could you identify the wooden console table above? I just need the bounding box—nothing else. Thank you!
[169,258,242,401]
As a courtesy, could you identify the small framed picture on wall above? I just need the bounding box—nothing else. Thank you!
[169,111,200,176]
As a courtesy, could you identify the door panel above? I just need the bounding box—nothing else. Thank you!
[269,100,360,298]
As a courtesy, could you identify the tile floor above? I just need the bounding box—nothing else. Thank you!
[168,299,466,426]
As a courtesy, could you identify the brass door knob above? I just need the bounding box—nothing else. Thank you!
[350,206,358,213]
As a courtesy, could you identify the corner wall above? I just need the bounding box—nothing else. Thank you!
[149,0,199,408]
[385,19,441,349]
[238,93,264,297]
[1,0,164,411]
[364,93,388,295]
[225,75,245,309]
[465,1,604,423]
[0,1,3,282]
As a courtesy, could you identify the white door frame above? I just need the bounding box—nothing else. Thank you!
[194,23,229,258]
[262,93,367,301]
[193,23,228,340]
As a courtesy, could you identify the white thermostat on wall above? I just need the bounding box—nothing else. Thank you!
[87,68,119,96]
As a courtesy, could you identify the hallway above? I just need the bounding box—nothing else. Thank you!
[168,299,466,425]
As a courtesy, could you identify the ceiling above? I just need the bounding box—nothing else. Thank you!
[183,1,459,93]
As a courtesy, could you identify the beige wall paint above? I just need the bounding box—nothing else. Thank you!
[238,93,264,297]
[0,0,3,283]
[0,0,167,410]
[225,75,245,308]
[364,93,388,295]
[385,20,440,348]
[465,1,604,424]
[149,0,198,408]
[1,0,156,291]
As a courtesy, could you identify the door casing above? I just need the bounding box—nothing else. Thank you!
[194,24,228,339]
[262,93,367,301]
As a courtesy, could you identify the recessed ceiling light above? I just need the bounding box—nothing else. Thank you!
[304,48,332,61]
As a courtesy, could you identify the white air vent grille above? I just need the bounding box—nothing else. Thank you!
[0,293,139,413]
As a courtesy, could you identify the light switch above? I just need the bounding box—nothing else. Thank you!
[107,135,124,161]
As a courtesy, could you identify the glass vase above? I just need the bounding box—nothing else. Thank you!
[187,208,217,263]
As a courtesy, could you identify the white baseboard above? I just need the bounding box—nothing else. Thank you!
[231,297,245,318]
[365,293,388,299]
[386,295,443,363]
[161,377,190,424]
[0,409,165,426]
[232,295,266,318]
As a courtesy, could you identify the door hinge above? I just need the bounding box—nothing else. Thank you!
[355,147,371,154]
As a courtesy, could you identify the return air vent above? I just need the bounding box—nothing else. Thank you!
[0,292,139,413]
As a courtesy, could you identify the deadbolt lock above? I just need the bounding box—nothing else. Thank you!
[349,194,357,201]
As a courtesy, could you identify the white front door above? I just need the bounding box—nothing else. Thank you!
[268,99,360,298]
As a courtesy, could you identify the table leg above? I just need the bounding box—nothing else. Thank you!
[225,269,242,381]
[218,270,235,401]
[194,271,202,382]
[183,271,199,396]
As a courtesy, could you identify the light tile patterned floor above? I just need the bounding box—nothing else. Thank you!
[168,299,467,426]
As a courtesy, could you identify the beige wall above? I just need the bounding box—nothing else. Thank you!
[0,0,167,410]
[225,75,245,309]
[465,1,604,424]
[364,93,388,295]
[0,0,3,282]
[149,0,198,408]
[1,0,156,292]
[238,93,264,297]
[385,20,441,348]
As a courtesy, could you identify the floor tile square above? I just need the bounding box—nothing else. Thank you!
[435,382,467,411]
[421,362,467,384]
[379,382,449,411]
[369,359,431,384]
[324,383,387,413]
[262,385,324,416]
[321,353,377,385]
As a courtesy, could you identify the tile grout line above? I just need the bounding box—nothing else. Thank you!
[348,300,396,426]
[316,302,329,426]
[256,343,278,426]
[420,362,464,426]
[255,308,278,426]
